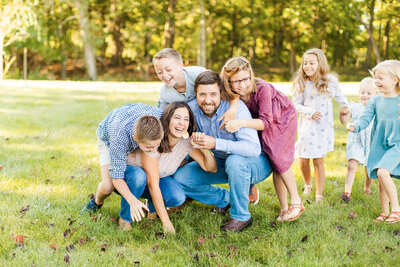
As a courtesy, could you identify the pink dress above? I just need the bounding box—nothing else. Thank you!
[246,79,297,174]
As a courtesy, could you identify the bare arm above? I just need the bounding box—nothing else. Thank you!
[141,152,175,234]
[188,141,217,173]
[339,106,351,124]
[224,118,264,133]
[218,96,240,129]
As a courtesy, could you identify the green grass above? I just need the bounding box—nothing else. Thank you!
[1,84,399,266]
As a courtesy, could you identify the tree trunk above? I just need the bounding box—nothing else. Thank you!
[229,10,238,58]
[23,47,27,80]
[143,32,151,81]
[111,14,124,66]
[197,0,206,67]
[289,44,296,76]
[384,20,390,60]
[75,0,97,81]
[163,0,176,48]
[0,29,3,80]
[364,0,376,68]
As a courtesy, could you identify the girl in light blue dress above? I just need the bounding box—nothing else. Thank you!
[339,78,377,202]
[347,60,400,224]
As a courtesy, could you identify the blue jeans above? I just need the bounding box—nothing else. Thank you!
[173,153,272,221]
[119,165,186,223]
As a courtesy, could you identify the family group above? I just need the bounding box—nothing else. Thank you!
[81,47,400,233]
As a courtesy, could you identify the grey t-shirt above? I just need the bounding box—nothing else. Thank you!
[157,66,206,110]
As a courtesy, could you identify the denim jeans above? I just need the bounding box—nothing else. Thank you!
[119,165,186,223]
[173,153,272,221]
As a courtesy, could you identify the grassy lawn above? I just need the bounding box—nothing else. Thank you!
[1,83,399,266]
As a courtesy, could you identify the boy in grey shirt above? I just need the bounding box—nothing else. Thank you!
[153,48,205,110]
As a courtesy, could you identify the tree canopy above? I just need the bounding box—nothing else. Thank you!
[2,0,399,81]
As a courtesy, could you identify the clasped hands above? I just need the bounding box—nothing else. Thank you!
[190,132,216,150]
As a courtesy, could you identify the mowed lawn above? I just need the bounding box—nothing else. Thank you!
[1,83,399,266]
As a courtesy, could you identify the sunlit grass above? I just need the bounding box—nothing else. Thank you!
[0,84,399,266]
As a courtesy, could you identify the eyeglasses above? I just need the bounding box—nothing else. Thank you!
[230,76,251,86]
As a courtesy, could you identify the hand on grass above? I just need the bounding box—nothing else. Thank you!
[163,220,176,235]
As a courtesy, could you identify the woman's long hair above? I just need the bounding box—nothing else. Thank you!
[158,102,197,153]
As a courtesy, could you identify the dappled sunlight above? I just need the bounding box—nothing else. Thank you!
[0,176,82,198]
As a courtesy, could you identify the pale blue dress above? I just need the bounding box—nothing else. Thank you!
[346,101,373,165]
[354,94,400,179]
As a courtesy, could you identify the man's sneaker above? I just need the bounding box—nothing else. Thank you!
[249,185,260,205]
[81,198,102,214]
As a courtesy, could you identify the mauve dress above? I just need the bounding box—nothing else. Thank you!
[245,79,297,174]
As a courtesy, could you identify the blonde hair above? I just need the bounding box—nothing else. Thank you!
[359,77,377,94]
[152,48,183,65]
[372,60,400,93]
[293,48,331,95]
[133,115,163,142]
[220,56,257,100]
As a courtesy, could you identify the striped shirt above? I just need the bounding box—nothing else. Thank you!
[97,103,162,179]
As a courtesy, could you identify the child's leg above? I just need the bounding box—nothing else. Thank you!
[378,181,390,216]
[364,166,373,194]
[313,157,326,197]
[95,164,115,205]
[273,172,288,212]
[377,168,400,212]
[299,158,312,193]
[344,159,358,194]
[278,168,302,204]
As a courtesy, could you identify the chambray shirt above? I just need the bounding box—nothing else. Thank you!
[187,99,261,160]
[157,66,206,110]
[97,103,162,179]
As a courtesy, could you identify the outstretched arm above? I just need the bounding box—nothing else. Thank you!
[141,152,175,234]
[112,179,149,222]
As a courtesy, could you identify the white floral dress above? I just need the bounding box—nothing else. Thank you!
[293,75,348,158]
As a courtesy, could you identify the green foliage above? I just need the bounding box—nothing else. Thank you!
[3,0,400,81]
[1,84,400,265]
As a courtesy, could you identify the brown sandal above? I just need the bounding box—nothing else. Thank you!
[386,211,400,224]
[373,213,387,222]
[276,210,288,223]
[284,203,305,221]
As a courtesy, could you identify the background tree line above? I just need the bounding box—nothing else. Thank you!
[1,0,399,81]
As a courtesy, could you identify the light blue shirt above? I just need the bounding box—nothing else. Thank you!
[157,66,206,110]
[188,98,261,160]
[97,103,162,179]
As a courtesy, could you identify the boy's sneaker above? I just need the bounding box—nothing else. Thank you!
[81,198,102,214]
[249,185,260,205]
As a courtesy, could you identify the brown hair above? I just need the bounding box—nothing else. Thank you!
[293,48,332,95]
[220,56,257,100]
[372,60,400,93]
[158,102,197,153]
[133,115,163,142]
[152,48,183,65]
[194,70,223,95]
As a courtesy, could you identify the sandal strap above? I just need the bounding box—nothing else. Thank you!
[289,203,304,210]
[316,194,324,199]
[388,211,400,218]
[304,184,313,188]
